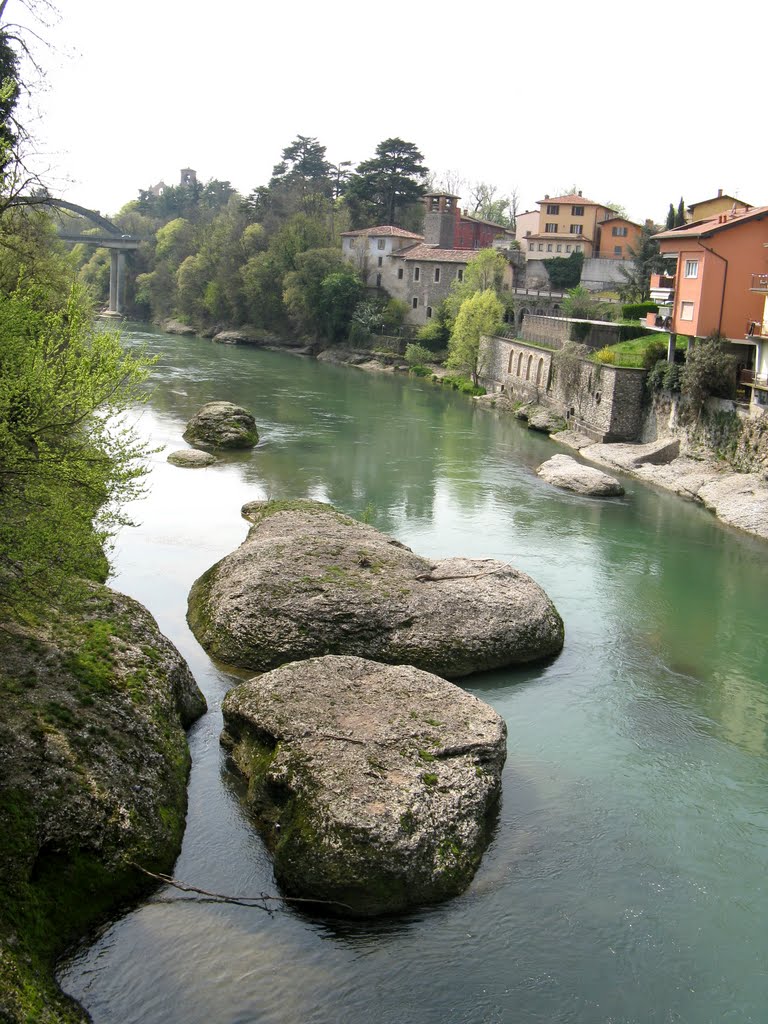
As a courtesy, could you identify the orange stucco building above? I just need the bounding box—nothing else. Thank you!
[653,206,768,412]
[525,192,616,259]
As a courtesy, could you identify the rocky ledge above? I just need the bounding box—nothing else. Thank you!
[221,655,506,917]
[182,400,259,450]
[537,454,625,497]
[554,432,768,540]
[187,500,564,677]
[0,584,206,1023]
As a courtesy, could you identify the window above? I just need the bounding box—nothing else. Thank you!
[546,204,560,215]
[457,268,464,281]
[570,224,583,235]
[377,239,386,250]
[377,256,383,267]
[434,267,440,282]
[414,267,420,282]
[556,244,562,252]
[680,300,694,321]
[612,226,628,237]
[412,297,418,309]
[426,306,432,319]
[376,273,381,287]
[397,268,404,280]
[575,244,582,251]
[538,244,544,251]
[571,205,584,216]
[547,244,553,252]
[528,242,534,251]
[348,237,356,248]
[545,222,558,233]
[685,259,699,278]
[566,244,572,252]
[614,246,622,256]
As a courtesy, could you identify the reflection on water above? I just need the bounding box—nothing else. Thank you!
[59,326,768,1023]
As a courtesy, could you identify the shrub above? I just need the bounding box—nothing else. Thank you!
[642,338,668,368]
[416,319,450,351]
[621,301,659,320]
[680,335,737,408]
[595,347,616,364]
[543,250,584,289]
[408,365,432,377]
[405,343,434,366]
[442,374,486,396]
[647,358,683,394]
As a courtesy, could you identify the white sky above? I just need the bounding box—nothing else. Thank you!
[17,0,768,225]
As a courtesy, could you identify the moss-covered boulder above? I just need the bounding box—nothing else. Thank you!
[0,585,206,1023]
[187,500,564,678]
[182,401,259,450]
[221,655,506,917]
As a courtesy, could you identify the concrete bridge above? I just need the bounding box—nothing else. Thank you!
[46,198,143,316]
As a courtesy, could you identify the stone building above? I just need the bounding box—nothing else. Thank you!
[340,226,424,289]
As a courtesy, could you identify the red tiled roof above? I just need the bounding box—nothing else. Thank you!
[536,193,612,208]
[340,225,423,239]
[599,216,643,228]
[653,205,768,241]
[388,244,479,264]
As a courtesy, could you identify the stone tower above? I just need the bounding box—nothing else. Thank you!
[180,168,197,187]
[423,193,459,248]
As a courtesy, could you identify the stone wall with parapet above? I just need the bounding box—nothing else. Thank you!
[521,314,621,351]
[479,334,647,442]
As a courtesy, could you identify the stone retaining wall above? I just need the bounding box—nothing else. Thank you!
[479,334,647,441]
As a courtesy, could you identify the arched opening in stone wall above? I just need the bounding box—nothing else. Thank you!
[516,352,523,376]
[536,357,544,386]
[518,307,530,331]
[526,354,533,380]
[508,350,514,374]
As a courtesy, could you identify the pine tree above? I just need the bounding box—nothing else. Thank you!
[665,203,676,230]
[675,198,686,227]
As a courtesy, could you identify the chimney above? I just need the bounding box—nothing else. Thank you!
[578,190,582,197]
[717,188,723,198]
[544,194,549,200]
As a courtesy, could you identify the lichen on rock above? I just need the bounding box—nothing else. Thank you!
[187,500,564,677]
[0,584,206,1023]
[221,655,507,917]
[182,401,259,450]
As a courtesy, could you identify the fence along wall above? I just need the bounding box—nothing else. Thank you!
[478,335,647,442]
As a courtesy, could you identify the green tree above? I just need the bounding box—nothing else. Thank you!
[444,249,508,323]
[543,250,584,290]
[282,247,347,335]
[562,284,602,320]
[0,281,154,612]
[317,270,364,341]
[680,335,737,411]
[617,220,664,302]
[346,138,428,226]
[665,203,676,230]
[675,197,686,227]
[446,289,503,384]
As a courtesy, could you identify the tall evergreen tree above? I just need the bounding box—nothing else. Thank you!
[665,203,676,230]
[345,138,428,227]
[675,197,686,227]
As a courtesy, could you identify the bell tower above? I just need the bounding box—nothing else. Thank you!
[423,193,459,248]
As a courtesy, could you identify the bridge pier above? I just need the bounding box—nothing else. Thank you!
[108,249,127,315]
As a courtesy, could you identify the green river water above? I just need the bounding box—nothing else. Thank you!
[58,326,768,1024]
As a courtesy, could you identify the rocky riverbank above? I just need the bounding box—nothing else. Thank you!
[553,431,768,541]
[0,585,206,1023]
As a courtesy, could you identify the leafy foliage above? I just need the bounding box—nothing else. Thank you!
[446,289,503,384]
[617,221,664,302]
[0,282,154,613]
[680,335,737,409]
[542,250,583,290]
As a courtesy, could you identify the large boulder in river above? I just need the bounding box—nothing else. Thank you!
[221,655,507,917]
[182,400,259,449]
[537,454,625,496]
[187,500,564,677]
[0,584,206,1022]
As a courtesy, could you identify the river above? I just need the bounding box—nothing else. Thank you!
[58,326,768,1024]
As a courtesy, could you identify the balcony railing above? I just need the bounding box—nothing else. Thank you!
[746,321,768,338]
[750,273,768,293]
